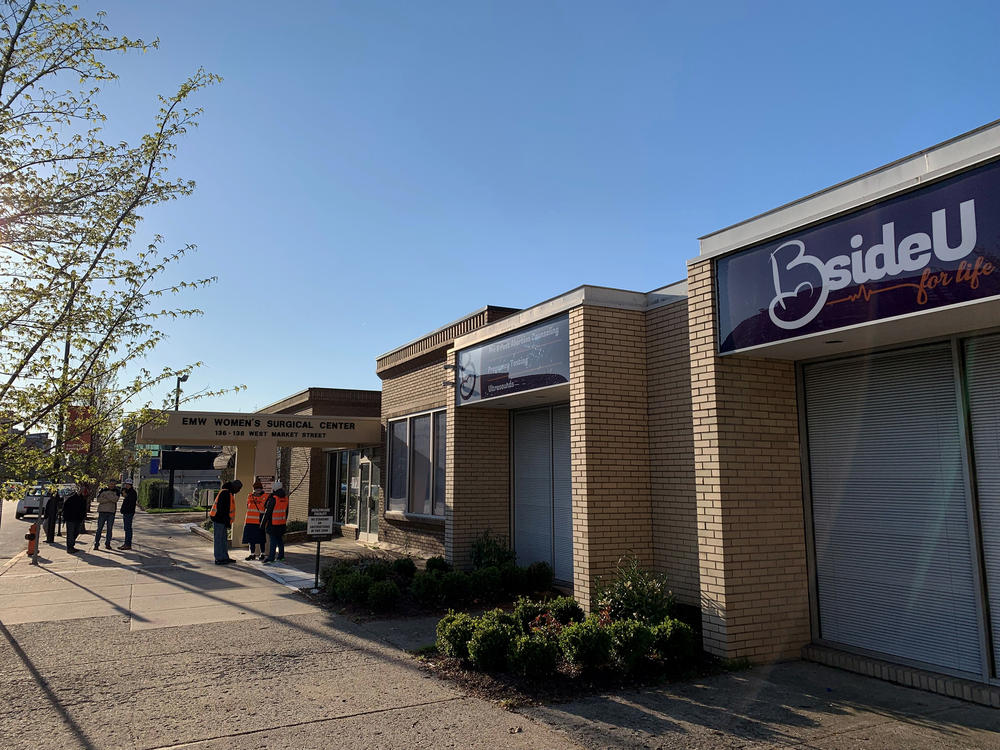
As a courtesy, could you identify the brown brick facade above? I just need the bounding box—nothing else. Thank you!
[687,259,810,662]
[645,299,699,605]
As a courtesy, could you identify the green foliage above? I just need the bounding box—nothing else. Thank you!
[367,580,401,613]
[468,566,502,603]
[320,561,352,590]
[200,517,213,531]
[440,570,472,606]
[508,634,562,679]
[138,479,171,509]
[547,596,585,626]
[284,520,307,533]
[425,556,452,574]
[363,560,391,582]
[595,557,675,625]
[652,617,697,667]
[512,596,546,635]
[471,530,515,570]
[435,611,477,661]
[391,557,417,581]
[410,571,442,607]
[468,616,516,672]
[478,607,518,631]
[500,563,528,596]
[559,615,612,672]
[334,572,372,604]
[608,619,655,674]
[525,561,554,593]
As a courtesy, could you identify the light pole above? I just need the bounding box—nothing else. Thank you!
[165,374,188,509]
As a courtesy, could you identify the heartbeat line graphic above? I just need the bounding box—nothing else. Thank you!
[826,282,921,305]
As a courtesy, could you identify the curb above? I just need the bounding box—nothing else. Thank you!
[0,549,28,577]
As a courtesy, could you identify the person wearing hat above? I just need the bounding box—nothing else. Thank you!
[242,480,268,560]
[118,480,138,551]
[209,480,243,564]
[260,480,288,564]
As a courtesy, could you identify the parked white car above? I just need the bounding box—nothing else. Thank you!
[15,485,74,519]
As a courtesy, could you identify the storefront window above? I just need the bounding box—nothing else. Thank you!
[387,410,446,517]
[346,450,360,525]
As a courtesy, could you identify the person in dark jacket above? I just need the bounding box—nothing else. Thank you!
[260,481,289,564]
[209,480,243,564]
[62,486,87,554]
[42,490,60,544]
[118,481,138,550]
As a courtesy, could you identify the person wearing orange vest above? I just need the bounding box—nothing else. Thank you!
[209,479,242,565]
[242,480,268,560]
[260,480,289,564]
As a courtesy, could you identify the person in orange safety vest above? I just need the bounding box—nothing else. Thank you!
[242,480,269,560]
[260,480,288,564]
[209,480,242,565]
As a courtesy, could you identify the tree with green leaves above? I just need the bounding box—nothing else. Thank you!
[0,1,229,491]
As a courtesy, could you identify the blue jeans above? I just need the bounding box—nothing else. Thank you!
[265,529,284,561]
[95,512,115,547]
[213,521,230,562]
[122,513,134,546]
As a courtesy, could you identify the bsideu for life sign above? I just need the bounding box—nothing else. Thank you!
[716,159,1000,354]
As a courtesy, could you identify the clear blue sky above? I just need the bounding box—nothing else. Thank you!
[84,0,1000,413]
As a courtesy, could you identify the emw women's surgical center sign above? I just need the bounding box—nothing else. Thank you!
[716,159,1000,354]
[139,411,382,446]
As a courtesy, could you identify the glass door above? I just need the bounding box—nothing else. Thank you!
[359,462,370,534]
[346,450,360,525]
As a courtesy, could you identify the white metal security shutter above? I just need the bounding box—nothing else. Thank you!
[513,409,553,568]
[805,344,983,676]
[552,405,573,583]
[965,334,1000,673]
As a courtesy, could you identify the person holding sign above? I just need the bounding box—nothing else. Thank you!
[243,480,268,560]
[260,480,288,564]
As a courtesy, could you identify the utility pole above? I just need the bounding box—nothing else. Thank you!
[165,374,188,509]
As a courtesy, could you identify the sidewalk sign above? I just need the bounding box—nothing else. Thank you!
[308,507,333,590]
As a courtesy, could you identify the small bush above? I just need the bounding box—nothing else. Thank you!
[139,479,172,509]
[440,571,472,606]
[547,596,584,626]
[425,556,451,574]
[367,580,401,613]
[391,557,417,581]
[500,563,528,596]
[525,561,554,593]
[468,617,515,672]
[436,611,477,661]
[334,572,372,604]
[652,617,697,667]
[285,520,307,533]
[595,557,674,626]
[609,619,654,675]
[478,607,518,631]
[513,596,546,634]
[410,571,442,607]
[363,560,391,582]
[528,612,564,643]
[559,615,611,672]
[471,530,515,570]
[509,634,561,679]
[468,566,502,603]
[200,518,213,531]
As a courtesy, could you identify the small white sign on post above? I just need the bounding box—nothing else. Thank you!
[307,507,333,538]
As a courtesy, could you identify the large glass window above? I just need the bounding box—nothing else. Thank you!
[387,410,446,517]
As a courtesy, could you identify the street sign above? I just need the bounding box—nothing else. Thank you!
[257,475,275,493]
[307,507,333,540]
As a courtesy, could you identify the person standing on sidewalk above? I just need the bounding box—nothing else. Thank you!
[42,489,59,544]
[261,481,288,564]
[62,485,87,554]
[242,480,268,560]
[209,480,242,565]
[93,481,120,551]
[117,481,138,551]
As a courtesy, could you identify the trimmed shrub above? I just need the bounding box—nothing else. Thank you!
[285,520,307,533]
[595,557,674,625]
[559,615,611,672]
[525,561,554,593]
[478,607,517,631]
[391,556,417,581]
[468,566,502,603]
[609,619,655,675]
[471,530,515,570]
[547,596,584,626]
[436,611,477,661]
[410,571,442,607]
[367,580,401,613]
[334,572,372,604]
[509,634,561,679]
[513,596,546,635]
[652,617,697,667]
[363,560,391,582]
[500,563,528,596]
[440,571,472,606]
[468,616,515,672]
[425,556,451,574]
[138,479,171,509]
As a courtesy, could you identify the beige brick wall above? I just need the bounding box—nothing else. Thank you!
[688,259,810,662]
[446,361,510,569]
[569,305,652,609]
[646,299,699,605]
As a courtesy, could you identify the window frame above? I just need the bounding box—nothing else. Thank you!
[386,408,447,518]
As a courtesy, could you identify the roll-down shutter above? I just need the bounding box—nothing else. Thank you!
[805,344,983,676]
[513,409,552,568]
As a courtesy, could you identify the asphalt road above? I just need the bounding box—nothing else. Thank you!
[0,497,97,561]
